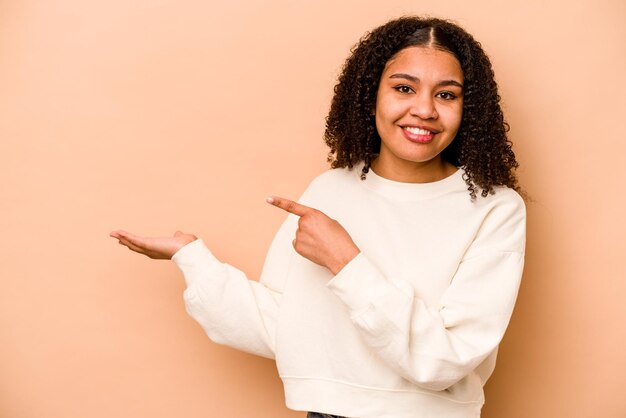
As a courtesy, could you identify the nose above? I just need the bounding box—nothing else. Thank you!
[409,93,438,120]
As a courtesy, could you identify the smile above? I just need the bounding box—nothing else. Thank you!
[401,126,437,143]
[404,126,433,135]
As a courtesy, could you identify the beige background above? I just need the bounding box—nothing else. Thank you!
[1,0,625,417]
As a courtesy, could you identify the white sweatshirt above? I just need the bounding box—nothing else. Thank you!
[172,166,526,418]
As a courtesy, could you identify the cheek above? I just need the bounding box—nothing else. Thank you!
[441,104,463,131]
[375,96,403,124]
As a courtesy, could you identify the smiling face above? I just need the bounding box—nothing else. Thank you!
[373,46,464,182]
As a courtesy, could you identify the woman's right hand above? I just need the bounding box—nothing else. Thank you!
[110,230,197,259]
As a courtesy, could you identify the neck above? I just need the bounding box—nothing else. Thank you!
[370,157,457,183]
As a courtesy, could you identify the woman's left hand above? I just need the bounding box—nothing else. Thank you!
[267,196,360,275]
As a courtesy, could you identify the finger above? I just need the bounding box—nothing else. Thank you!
[119,237,146,252]
[110,230,139,241]
[266,196,314,217]
[116,232,152,252]
[117,236,149,255]
[128,232,153,248]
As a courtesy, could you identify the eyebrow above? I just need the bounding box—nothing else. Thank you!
[389,73,464,89]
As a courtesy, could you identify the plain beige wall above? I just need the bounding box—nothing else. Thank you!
[1,0,624,417]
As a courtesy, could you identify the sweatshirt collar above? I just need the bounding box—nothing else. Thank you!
[360,163,466,201]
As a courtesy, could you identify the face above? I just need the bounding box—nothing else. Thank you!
[374,46,464,180]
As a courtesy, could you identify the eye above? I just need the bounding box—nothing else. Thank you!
[393,85,414,94]
[436,91,458,100]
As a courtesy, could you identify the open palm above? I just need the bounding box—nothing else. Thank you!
[110,230,197,259]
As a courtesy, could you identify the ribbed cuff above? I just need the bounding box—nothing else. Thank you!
[171,239,222,286]
[326,253,389,311]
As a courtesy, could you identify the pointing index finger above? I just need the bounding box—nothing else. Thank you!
[266,196,314,217]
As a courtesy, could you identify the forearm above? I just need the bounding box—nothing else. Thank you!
[327,251,524,390]
[173,239,280,359]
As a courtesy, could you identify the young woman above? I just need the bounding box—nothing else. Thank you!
[111,16,526,418]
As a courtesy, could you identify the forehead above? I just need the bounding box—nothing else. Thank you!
[383,46,464,81]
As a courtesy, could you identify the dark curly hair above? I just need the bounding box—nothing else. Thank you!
[324,16,521,199]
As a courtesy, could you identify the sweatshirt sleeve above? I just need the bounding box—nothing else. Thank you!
[326,192,526,391]
[172,213,298,360]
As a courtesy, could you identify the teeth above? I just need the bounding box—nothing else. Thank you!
[404,127,432,135]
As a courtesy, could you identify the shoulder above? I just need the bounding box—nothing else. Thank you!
[465,185,526,254]
[308,165,361,187]
[480,186,526,222]
[435,167,525,219]
[298,166,362,203]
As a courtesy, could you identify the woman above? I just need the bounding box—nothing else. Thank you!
[111,16,526,418]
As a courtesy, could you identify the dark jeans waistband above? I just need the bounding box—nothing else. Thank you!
[307,413,347,418]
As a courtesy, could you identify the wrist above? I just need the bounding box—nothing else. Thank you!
[328,246,360,275]
[170,236,199,259]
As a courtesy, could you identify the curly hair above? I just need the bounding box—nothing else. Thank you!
[324,16,521,199]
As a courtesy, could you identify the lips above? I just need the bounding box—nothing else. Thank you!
[401,125,438,143]
[404,126,433,135]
